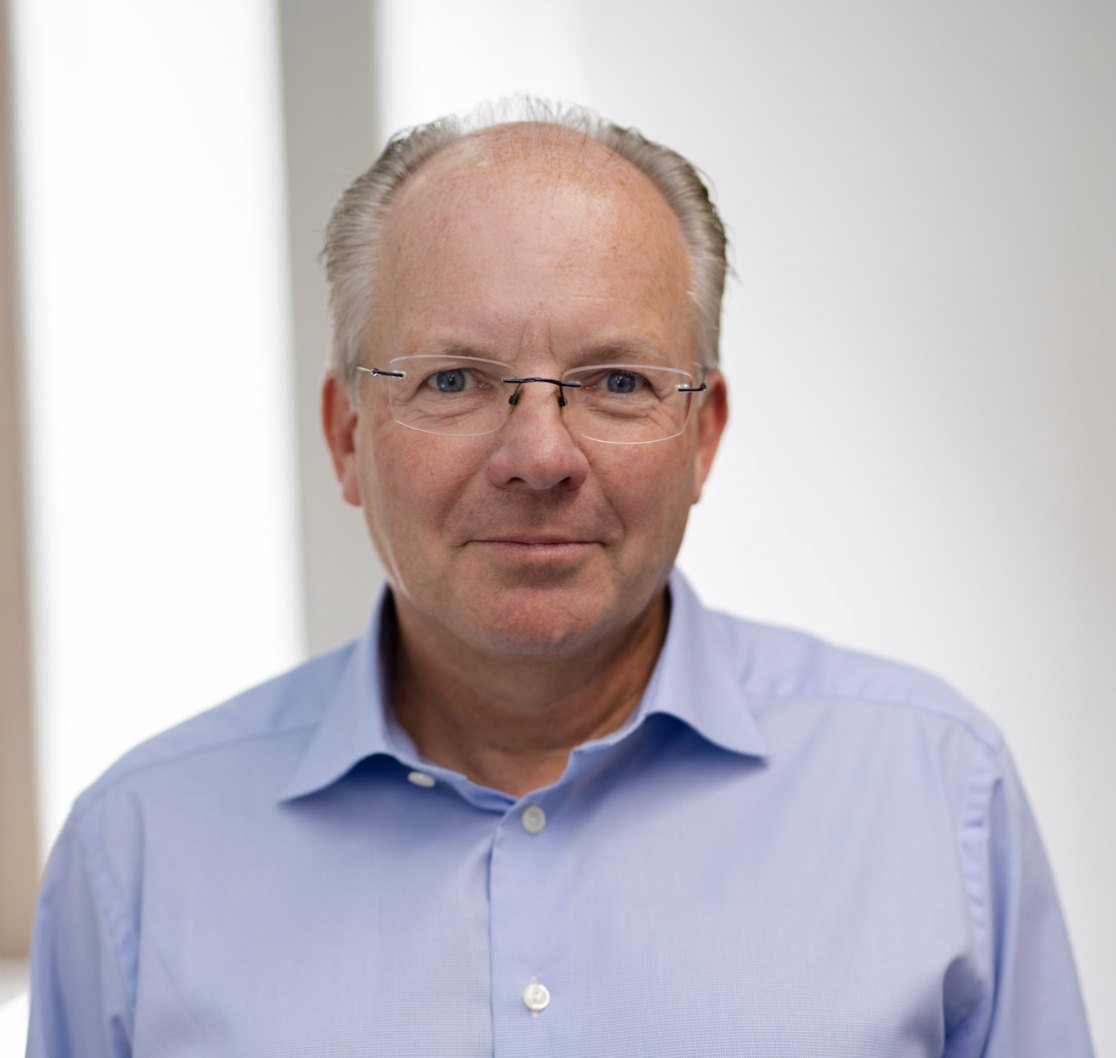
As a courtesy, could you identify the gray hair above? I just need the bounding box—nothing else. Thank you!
[323,99,729,390]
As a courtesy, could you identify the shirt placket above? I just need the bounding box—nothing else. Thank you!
[488,791,572,1058]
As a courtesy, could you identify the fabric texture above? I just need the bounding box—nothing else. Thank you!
[26,572,1094,1057]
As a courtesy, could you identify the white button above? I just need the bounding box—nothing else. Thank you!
[407,770,435,788]
[520,805,547,834]
[522,980,550,1012]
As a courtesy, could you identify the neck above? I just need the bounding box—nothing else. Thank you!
[388,591,669,797]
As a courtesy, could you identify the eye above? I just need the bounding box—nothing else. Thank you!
[425,369,470,394]
[604,370,644,395]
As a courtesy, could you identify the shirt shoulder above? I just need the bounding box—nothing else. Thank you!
[703,604,1004,755]
[71,641,358,819]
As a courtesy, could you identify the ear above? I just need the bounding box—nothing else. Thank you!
[321,371,363,507]
[690,370,728,505]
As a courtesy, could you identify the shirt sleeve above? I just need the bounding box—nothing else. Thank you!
[950,744,1094,1057]
[25,813,134,1058]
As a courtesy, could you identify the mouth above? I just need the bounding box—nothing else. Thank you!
[482,535,590,544]
[471,538,599,559]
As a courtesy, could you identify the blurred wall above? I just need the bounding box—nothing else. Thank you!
[278,0,386,656]
[12,0,304,856]
[0,0,37,960]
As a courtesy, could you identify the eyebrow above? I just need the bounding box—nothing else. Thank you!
[399,338,676,369]
[561,341,674,369]
[401,340,504,361]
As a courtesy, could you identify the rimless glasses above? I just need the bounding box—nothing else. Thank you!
[356,355,707,445]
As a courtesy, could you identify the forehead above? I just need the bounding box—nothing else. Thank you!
[375,125,694,360]
[390,122,669,219]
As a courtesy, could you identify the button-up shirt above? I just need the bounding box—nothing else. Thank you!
[27,573,1094,1056]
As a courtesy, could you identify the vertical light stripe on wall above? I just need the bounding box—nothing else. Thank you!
[11,0,304,853]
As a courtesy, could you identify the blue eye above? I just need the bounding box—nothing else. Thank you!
[606,371,641,394]
[430,370,468,393]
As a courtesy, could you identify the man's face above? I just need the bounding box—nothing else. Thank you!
[324,128,727,661]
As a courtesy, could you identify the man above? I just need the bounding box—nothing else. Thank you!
[27,102,1093,1056]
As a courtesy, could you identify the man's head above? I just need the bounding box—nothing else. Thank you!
[321,103,729,664]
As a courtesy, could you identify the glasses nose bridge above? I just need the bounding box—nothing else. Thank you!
[502,375,579,410]
[496,376,587,446]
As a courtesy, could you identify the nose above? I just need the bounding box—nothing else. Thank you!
[486,382,590,491]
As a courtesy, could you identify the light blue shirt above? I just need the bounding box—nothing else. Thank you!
[27,573,1093,1056]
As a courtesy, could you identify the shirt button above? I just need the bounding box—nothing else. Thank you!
[522,980,551,1012]
[520,805,547,834]
[407,771,435,788]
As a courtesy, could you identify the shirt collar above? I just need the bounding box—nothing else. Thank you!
[280,569,767,802]
[279,594,399,801]
[635,569,769,759]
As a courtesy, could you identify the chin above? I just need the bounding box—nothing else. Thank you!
[463,585,641,660]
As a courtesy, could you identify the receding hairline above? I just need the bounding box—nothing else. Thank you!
[364,124,696,380]
[384,120,685,219]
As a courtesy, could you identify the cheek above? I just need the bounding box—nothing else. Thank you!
[604,446,696,537]
[359,432,484,555]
